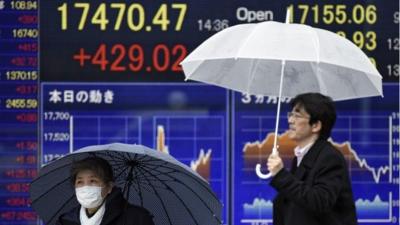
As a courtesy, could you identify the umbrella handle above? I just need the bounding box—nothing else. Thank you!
[255,148,278,179]
[255,163,273,179]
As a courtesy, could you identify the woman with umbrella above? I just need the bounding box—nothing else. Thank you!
[31,143,222,225]
[56,157,155,225]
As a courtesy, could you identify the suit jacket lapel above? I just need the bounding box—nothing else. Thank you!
[290,157,297,174]
[294,139,325,180]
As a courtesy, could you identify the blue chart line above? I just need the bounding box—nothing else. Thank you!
[243,198,273,219]
[333,115,393,184]
[356,193,392,223]
[331,115,396,223]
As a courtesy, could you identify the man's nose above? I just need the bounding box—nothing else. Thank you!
[288,116,294,124]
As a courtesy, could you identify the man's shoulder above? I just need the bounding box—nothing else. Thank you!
[319,140,343,154]
[315,140,347,162]
[315,142,349,170]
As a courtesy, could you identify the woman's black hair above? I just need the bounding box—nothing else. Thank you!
[70,157,114,185]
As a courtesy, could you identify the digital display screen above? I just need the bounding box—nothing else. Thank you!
[40,83,229,222]
[233,83,399,225]
[0,0,38,224]
[38,0,400,224]
[39,0,399,82]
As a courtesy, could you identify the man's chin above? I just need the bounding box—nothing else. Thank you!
[287,131,296,139]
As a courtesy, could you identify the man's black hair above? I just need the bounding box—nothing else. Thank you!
[290,93,336,140]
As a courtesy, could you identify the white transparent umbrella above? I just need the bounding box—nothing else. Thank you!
[181,12,383,179]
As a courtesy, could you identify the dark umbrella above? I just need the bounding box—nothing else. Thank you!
[30,143,222,225]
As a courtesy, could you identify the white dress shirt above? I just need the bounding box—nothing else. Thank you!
[294,141,315,167]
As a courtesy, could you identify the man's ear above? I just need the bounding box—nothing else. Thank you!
[311,120,322,134]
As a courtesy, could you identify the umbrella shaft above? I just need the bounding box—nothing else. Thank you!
[272,61,286,154]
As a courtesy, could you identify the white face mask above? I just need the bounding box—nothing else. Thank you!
[75,186,104,209]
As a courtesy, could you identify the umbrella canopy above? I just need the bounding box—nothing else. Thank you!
[30,143,222,225]
[181,21,382,100]
[181,20,383,179]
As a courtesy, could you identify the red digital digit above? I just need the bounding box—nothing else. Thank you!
[128,44,144,72]
[153,44,169,72]
[171,44,187,72]
[110,44,127,71]
[92,44,109,71]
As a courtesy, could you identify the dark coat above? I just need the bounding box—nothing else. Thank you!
[56,188,155,225]
[270,139,357,225]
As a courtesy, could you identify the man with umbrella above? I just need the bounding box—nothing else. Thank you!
[56,157,155,225]
[267,93,358,225]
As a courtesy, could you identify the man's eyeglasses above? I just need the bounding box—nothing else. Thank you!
[287,112,310,120]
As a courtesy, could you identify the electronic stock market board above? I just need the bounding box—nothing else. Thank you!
[0,0,399,224]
